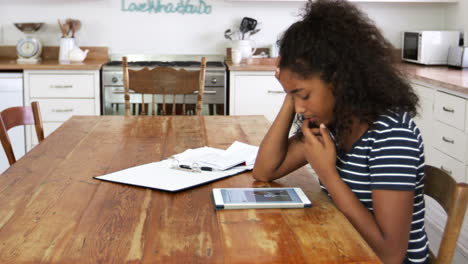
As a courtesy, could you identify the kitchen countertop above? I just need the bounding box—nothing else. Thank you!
[0,46,108,70]
[226,58,468,96]
[0,59,107,70]
[398,63,468,95]
[226,58,277,71]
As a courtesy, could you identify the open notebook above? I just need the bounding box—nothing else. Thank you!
[172,141,258,170]
[94,141,259,192]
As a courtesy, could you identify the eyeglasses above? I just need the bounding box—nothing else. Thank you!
[169,157,215,172]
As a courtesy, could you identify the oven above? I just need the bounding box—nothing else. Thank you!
[101,55,226,115]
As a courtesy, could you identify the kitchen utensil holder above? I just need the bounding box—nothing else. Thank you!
[59,37,76,63]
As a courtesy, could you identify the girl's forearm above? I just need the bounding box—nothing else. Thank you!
[319,171,405,264]
[253,96,296,181]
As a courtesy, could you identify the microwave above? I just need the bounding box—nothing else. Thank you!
[402,31,460,65]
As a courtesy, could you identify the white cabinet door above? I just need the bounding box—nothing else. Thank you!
[24,70,101,151]
[28,73,96,98]
[433,121,467,163]
[430,149,466,182]
[434,91,466,131]
[34,99,97,122]
[412,83,435,163]
[230,72,285,122]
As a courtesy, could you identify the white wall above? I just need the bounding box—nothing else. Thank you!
[0,0,458,55]
[445,0,468,43]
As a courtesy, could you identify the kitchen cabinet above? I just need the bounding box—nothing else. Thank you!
[229,71,285,122]
[410,79,468,264]
[412,80,468,182]
[412,83,435,164]
[23,70,101,150]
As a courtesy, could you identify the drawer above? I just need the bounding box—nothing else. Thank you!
[35,99,97,122]
[31,122,62,145]
[433,121,467,163]
[28,73,95,98]
[434,91,466,131]
[412,83,434,101]
[430,149,465,183]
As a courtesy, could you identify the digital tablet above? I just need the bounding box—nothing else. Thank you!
[212,187,312,210]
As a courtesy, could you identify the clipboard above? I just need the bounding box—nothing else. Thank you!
[94,159,248,192]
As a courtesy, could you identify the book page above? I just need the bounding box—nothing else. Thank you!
[225,141,259,166]
[172,141,259,171]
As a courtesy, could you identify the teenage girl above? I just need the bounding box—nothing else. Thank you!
[252,1,428,263]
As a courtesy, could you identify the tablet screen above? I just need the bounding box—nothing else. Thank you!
[221,188,302,204]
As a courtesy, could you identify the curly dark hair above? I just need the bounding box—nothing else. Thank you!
[278,0,418,147]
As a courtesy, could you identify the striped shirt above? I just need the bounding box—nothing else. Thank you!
[321,112,429,264]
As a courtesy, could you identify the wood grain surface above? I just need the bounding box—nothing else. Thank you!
[0,115,382,263]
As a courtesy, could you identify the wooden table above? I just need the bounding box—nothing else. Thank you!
[0,116,381,263]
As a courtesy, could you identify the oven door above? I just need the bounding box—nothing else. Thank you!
[402,32,420,62]
[102,85,225,115]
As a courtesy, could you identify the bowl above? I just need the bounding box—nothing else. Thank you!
[14,23,44,33]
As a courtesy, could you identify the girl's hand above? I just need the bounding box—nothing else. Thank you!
[301,121,337,179]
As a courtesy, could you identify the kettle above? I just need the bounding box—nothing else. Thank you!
[68,47,89,63]
[232,40,256,59]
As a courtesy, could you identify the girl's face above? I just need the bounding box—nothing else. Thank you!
[279,68,335,126]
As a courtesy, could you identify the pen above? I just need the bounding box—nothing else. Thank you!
[179,164,214,171]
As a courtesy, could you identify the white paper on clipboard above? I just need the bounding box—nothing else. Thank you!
[94,159,248,192]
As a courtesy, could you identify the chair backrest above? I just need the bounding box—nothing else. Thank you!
[424,165,468,264]
[123,56,207,116]
[0,101,44,165]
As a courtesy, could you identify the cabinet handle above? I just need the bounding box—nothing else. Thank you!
[193,91,216,94]
[111,89,217,95]
[52,109,74,113]
[441,136,454,144]
[267,90,285,94]
[442,106,455,113]
[440,166,452,175]
[50,85,73,89]
[112,88,138,94]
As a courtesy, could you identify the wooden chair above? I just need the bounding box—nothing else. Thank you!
[0,101,44,165]
[424,165,468,264]
[123,57,207,116]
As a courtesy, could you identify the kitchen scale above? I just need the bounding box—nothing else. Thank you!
[14,23,44,64]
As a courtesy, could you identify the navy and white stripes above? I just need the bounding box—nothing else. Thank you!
[321,112,428,263]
